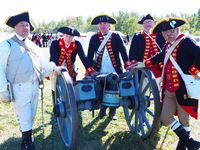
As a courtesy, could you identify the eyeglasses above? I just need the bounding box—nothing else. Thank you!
[162,29,176,34]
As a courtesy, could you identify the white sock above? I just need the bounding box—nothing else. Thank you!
[183,126,190,132]
[169,120,181,131]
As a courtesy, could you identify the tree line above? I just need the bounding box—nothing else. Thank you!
[5,9,200,36]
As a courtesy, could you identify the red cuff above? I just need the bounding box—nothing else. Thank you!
[45,76,50,80]
[131,60,137,65]
[145,59,153,68]
[86,67,95,76]
[189,64,200,76]
[124,61,132,69]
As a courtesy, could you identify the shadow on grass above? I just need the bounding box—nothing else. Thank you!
[0,137,21,150]
[77,113,112,150]
[33,111,67,150]
[0,111,67,150]
[104,130,161,150]
[77,114,165,150]
[0,112,168,150]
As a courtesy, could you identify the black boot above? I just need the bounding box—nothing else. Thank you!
[109,107,117,120]
[21,130,36,150]
[176,138,186,150]
[188,138,200,150]
[21,140,36,150]
[174,126,200,150]
[176,132,188,150]
[97,107,107,119]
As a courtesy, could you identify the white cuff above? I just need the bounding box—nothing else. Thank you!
[49,61,56,72]
[197,72,200,78]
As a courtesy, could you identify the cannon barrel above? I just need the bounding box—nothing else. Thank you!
[102,72,120,107]
[54,68,161,149]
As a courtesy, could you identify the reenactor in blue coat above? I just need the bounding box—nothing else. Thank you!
[50,26,94,81]
[129,14,165,78]
[50,26,95,105]
[87,14,131,120]
[138,17,200,150]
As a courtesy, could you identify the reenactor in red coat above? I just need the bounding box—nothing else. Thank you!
[136,17,200,150]
[129,14,165,78]
[50,26,95,104]
[87,14,131,120]
[50,26,95,81]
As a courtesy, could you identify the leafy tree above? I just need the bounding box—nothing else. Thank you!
[85,16,98,32]
[195,8,200,31]
[17,10,199,36]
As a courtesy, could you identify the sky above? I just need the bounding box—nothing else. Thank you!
[0,0,199,28]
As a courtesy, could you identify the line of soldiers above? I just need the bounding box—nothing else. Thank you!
[50,14,200,150]
[0,11,199,150]
[31,32,53,47]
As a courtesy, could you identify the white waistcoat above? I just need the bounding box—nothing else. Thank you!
[6,39,35,83]
[100,47,115,74]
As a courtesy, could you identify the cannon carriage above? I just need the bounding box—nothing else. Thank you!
[54,68,161,149]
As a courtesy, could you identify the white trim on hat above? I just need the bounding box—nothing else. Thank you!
[170,20,176,28]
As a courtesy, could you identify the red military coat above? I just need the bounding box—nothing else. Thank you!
[145,34,200,119]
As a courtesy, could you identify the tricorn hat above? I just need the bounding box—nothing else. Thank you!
[138,14,156,24]
[5,11,34,31]
[151,17,187,34]
[91,14,116,25]
[57,26,80,36]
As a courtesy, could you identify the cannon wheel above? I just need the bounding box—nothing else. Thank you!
[55,71,78,149]
[123,68,161,139]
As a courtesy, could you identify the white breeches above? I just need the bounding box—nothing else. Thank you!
[12,80,39,132]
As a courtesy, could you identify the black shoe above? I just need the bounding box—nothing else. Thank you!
[110,115,118,120]
[97,109,106,119]
[176,139,186,150]
[174,126,200,150]
[128,97,135,109]
[188,138,200,150]
[21,141,36,150]
[109,108,117,120]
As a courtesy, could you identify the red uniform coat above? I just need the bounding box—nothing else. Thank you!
[145,34,200,119]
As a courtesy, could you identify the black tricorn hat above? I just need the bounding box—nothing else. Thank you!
[5,11,34,31]
[91,14,116,25]
[138,14,156,24]
[151,17,187,34]
[57,26,80,36]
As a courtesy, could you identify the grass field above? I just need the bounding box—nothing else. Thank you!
[0,48,199,150]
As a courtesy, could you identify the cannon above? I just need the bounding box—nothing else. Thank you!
[54,68,161,149]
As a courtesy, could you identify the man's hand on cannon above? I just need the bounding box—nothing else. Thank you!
[83,67,100,79]
[91,71,100,78]
[134,62,145,68]
[126,63,136,70]
[53,66,67,76]
[83,71,100,80]
[126,61,145,70]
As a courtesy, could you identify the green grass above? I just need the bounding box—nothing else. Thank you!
[0,48,199,150]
